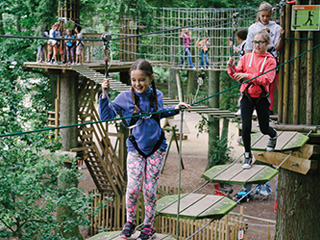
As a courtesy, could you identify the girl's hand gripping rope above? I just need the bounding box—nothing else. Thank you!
[175,102,191,110]
[102,78,110,98]
[227,57,248,83]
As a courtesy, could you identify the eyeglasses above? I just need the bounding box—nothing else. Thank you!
[253,41,266,46]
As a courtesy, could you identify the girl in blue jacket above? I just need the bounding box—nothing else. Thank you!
[99,59,190,240]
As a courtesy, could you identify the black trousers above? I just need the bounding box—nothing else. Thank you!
[241,95,276,152]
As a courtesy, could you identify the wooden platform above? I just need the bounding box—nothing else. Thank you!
[251,131,309,151]
[87,231,175,240]
[202,163,278,185]
[156,193,237,220]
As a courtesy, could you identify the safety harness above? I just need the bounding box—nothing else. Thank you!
[242,51,269,106]
[122,91,165,159]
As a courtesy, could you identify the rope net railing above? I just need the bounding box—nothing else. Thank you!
[117,7,257,69]
[79,7,261,66]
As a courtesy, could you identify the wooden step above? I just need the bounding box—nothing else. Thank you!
[87,231,175,240]
[251,131,309,151]
[202,163,278,185]
[156,193,236,220]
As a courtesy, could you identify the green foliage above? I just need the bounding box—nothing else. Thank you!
[207,136,233,169]
[0,51,99,239]
[220,71,239,112]
[196,115,209,136]
[0,145,93,239]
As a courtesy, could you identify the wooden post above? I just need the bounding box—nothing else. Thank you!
[293,30,300,124]
[176,71,183,102]
[282,4,291,123]
[187,70,197,96]
[55,75,60,139]
[168,68,178,99]
[207,70,220,169]
[59,71,78,150]
[306,31,313,125]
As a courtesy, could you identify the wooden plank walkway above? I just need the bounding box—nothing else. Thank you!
[156,193,237,220]
[70,65,131,92]
[202,163,278,185]
[87,231,175,240]
[251,131,309,151]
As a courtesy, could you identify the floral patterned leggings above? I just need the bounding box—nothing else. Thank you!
[126,149,165,226]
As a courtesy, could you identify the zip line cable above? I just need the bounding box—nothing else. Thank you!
[1,41,319,139]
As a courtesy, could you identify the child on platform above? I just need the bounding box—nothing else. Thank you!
[228,29,248,58]
[178,28,195,69]
[227,29,277,169]
[196,37,210,69]
[99,59,190,240]
[246,1,284,114]
[64,28,75,64]
[75,26,83,65]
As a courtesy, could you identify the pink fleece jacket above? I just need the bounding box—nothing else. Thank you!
[228,51,276,98]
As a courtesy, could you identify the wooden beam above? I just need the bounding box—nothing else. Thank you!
[270,123,318,133]
[253,151,318,175]
[293,31,300,124]
[306,31,313,125]
[282,4,291,123]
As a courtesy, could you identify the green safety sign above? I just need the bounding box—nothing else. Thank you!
[291,5,320,31]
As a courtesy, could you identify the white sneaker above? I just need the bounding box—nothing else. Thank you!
[242,152,253,169]
[235,109,241,116]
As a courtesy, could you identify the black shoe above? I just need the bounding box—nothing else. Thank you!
[266,131,277,152]
[120,222,136,239]
[242,152,252,169]
[137,225,156,240]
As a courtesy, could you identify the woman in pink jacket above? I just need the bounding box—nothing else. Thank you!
[227,29,277,169]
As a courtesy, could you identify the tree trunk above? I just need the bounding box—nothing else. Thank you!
[187,70,197,96]
[168,68,177,99]
[57,72,82,238]
[207,71,220,169]
[276,0,320,238]
[275,167,320,239]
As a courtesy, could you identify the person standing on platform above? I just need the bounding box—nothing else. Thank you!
[246,1,284,115]
[196,37,210,69]
[227,29,278,169]
[99,59,190,240]
[178,28,195,69]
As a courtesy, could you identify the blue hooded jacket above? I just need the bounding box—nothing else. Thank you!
[99,87,179,155]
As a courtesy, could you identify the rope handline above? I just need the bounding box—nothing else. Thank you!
[1,42,319,139]
[176,109,184,239]
[191,41,320,106]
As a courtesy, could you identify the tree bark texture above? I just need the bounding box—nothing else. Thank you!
[187,70,197,95]
[276,1,320,238]
[59,71,78,151]
[168,68,177,99]
[275,167,320,240]
[207,71,220,169]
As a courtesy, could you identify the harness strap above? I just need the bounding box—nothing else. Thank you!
[129,131,165,158]
[242,83,268,106]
